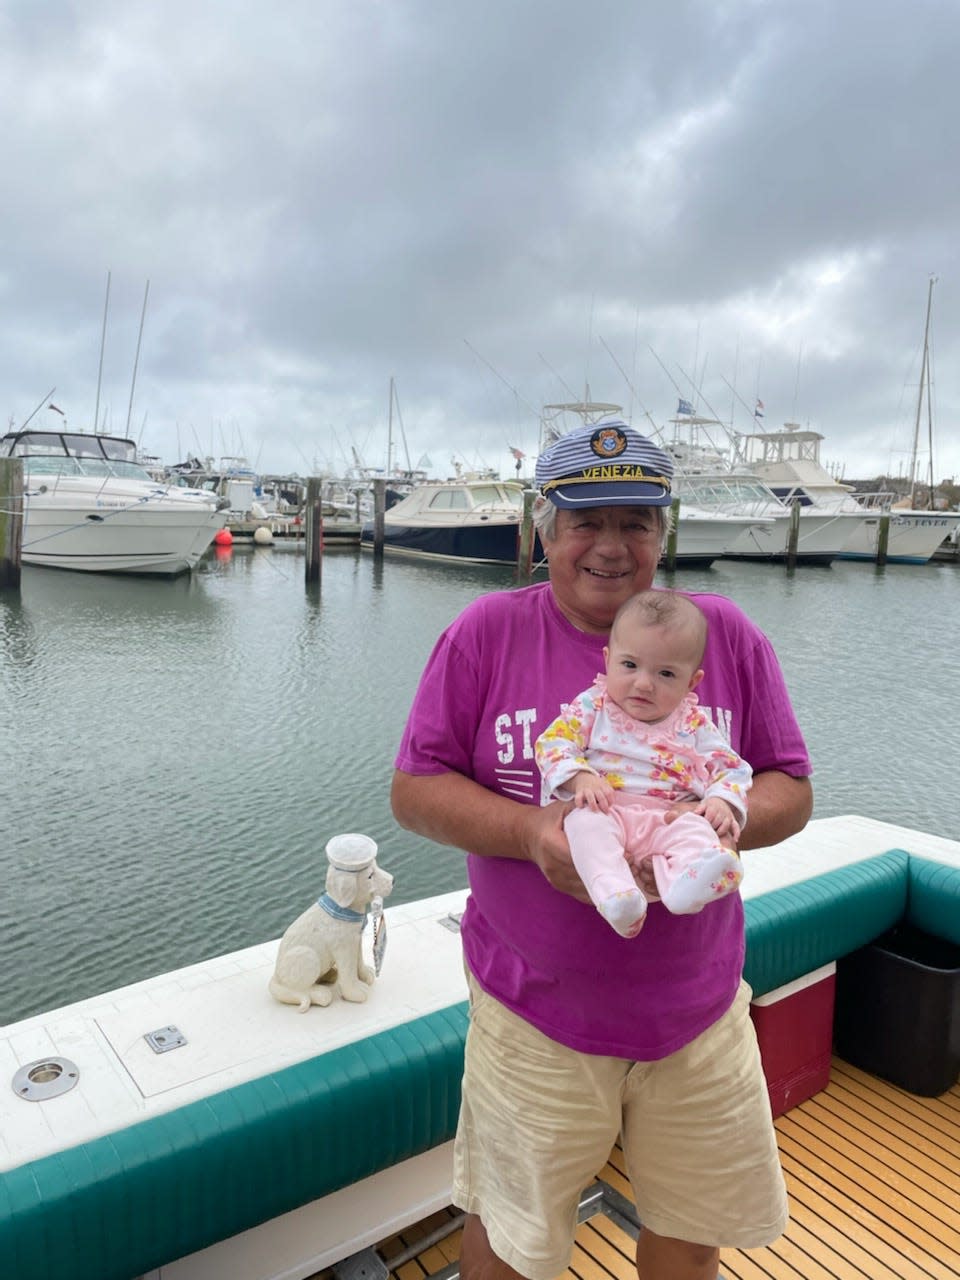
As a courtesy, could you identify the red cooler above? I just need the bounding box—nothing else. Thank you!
[749,962,836,1118]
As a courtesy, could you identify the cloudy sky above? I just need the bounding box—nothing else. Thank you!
[3,0,959,488]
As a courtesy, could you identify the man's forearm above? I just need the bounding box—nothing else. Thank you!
[391,768,530,859]
[739,772,813,850]
[392,769,591,901]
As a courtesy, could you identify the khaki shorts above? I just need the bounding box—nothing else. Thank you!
[453,974,787,1280]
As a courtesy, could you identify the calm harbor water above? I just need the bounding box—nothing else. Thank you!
[2,543,959,1025]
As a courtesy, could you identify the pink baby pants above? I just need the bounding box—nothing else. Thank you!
[564,794,740,921]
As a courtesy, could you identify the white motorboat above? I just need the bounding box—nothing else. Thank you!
[2,428,228,576]
[731,423,960,565]
[661,414,869,566]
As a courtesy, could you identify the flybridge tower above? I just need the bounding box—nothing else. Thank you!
[538,400,624,451]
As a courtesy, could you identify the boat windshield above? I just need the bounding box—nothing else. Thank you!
[19,455,157,482]
[3,429,154,480]
[426,484,524,511]
[4,430,140,462]
[679,475,785,512]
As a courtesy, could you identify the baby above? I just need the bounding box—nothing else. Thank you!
[535,590,750,937]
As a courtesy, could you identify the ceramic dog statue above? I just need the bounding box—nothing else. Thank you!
[269,833,394,1011]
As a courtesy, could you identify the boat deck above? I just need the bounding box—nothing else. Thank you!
[343,1057,959,1280]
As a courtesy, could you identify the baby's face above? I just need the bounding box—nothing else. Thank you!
[603,617,703,723]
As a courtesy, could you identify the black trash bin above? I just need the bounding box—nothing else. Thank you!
[834,923,960,1096]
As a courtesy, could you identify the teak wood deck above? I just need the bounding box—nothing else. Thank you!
[347,1058,960,1280]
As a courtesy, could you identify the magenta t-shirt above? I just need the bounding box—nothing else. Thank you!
[394,582,811,1060]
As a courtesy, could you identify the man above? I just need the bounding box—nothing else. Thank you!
[392,420,812,1280]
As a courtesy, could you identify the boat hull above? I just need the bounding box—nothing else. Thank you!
[21,489,227,575]
[721,511,866,566]
[361,519,534,565]
[835,511,960,564]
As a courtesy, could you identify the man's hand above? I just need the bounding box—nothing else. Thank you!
[518,799,591,901]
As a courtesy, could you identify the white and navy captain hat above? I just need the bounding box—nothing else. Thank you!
[325,833,378,871]
[535,419,673,508]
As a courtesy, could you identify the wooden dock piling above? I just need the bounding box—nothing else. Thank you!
[785,502,800,571]
[663,498,680,572]
[371,479,386,559]
[516,489,536,580]
[0,458,24,591]
[875,513,890,566]
[304,477,323,584]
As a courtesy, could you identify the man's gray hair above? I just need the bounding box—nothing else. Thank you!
[532,495,672,553]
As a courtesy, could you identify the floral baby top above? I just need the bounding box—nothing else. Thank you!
[535,676,751,821]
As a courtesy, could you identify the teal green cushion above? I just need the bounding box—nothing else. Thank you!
[744,851,909,997]
[0,1002,469,1280]
[907,857,960,944]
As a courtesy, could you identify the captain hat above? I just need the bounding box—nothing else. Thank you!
[535,419,673,509]
[325,833,378,871]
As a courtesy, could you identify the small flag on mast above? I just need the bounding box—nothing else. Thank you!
[754,399,764,418]
[677,398,694,415]
[509,446,525,462]
[48,403,65,415]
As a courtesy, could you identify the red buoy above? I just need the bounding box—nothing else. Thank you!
[214,528,233,546]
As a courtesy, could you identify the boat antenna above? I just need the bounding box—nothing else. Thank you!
[463,339,539,417]
[598,335,660,436]
[648,344,686,401]
[791,343,803,422]
[125,278,150,437]
[720,373,768,427]
[95,270,111,434]
[17,387,58,431]
[674,366,739,458]
[537,352,579,403]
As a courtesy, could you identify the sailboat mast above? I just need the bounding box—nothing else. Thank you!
[909,276,935,508]
[387,376,394,476]
[125,279,150,438]
[94,270,110,434]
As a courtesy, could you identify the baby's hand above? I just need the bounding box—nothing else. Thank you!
[697,798,742,843]
[571,772,615,813]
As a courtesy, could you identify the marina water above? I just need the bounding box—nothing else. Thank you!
[2,544,958,1025]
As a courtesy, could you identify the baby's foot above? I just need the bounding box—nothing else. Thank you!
[598,888,648,938]
[660,848,742,915]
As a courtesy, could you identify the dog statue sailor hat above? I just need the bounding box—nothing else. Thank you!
[325,832,378,871]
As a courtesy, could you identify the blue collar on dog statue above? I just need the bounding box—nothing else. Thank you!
[317,893,368,925]
[316,893,388,977]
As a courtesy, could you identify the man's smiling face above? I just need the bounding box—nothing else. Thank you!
[543,506,662,634]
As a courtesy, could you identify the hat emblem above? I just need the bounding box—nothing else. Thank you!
[590,427,628,459]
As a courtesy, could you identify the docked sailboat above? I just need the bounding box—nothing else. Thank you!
[2,427,228,576]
